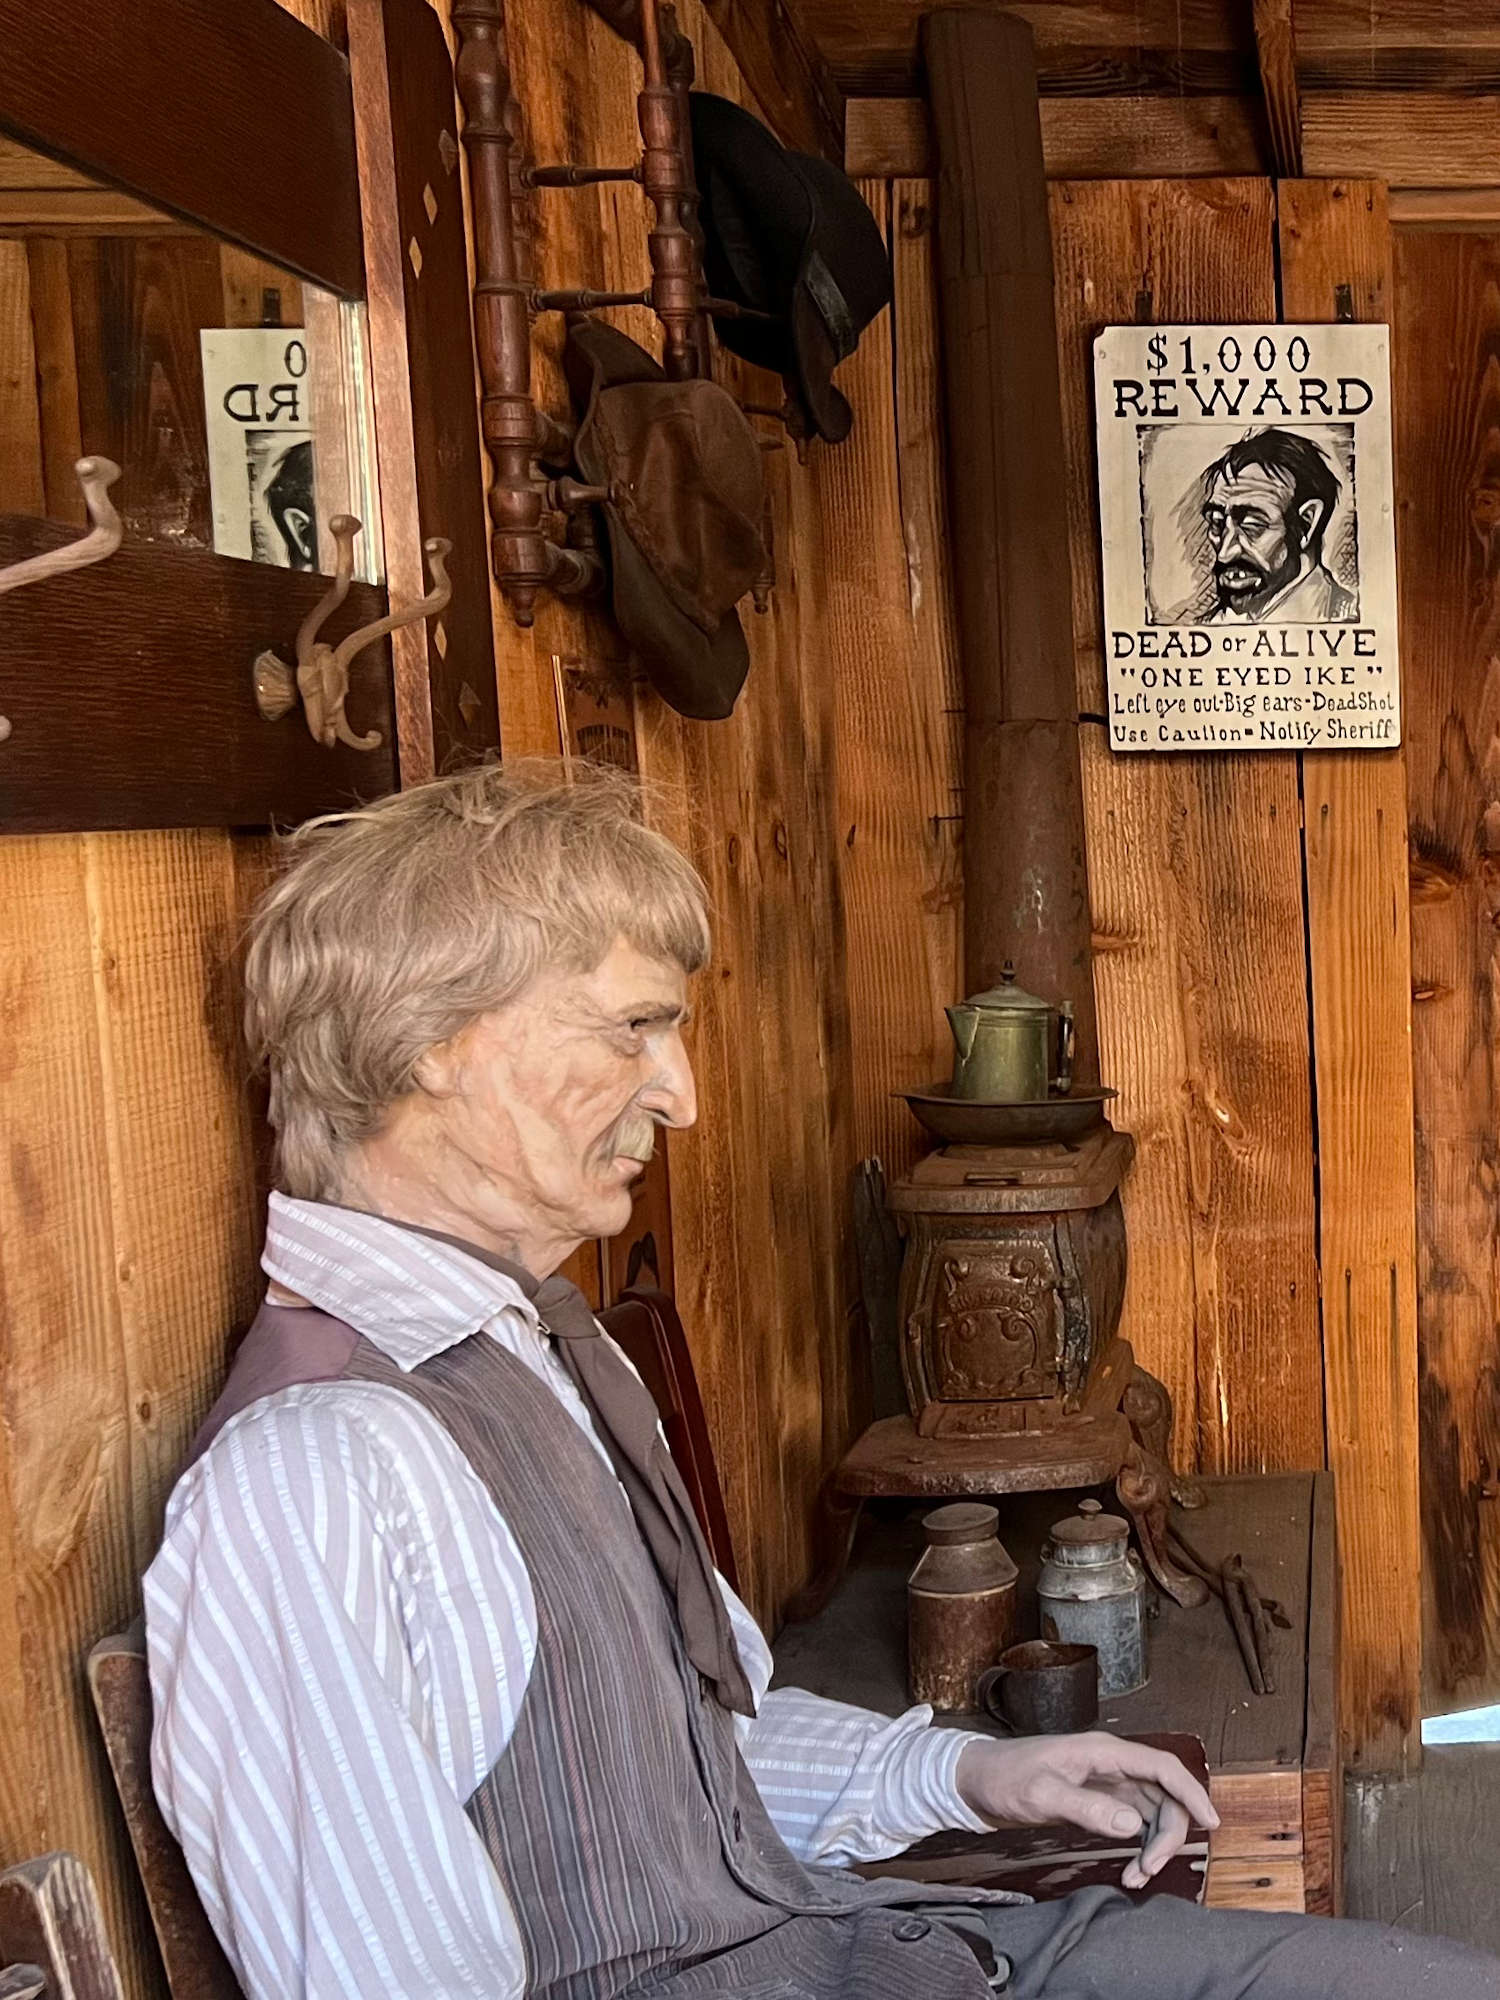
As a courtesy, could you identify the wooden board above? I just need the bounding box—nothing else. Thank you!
[0,0,363,295]
[347,0,501,782]
[1348,1745,1500,1954]
[1049,178,1323,1477]
[1304,94,1500,188]
[1393,230,1500,1719]
[0,521,398,831]
[815,181,962,1190]
[844,95,1262,182]
[797,0,1254,99]
[1276,180,1421,1774]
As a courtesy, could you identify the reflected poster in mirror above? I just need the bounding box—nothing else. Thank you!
[201,327,316,569]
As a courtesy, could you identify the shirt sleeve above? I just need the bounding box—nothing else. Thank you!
[145,1391,531,2000]
[715,1575,992,1867]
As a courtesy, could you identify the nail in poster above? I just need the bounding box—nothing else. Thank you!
[200,328,317,569]
[1092,323,1399,752]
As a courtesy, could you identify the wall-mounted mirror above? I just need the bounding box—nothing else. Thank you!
[0,135,383,584]
[0,0,497,830]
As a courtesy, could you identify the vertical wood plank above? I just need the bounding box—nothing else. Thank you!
[1279,178,1421,1771]
[0,242,46,516]
[24,240,85,527]
[81,833,264,1563]
[0,837,157,1990]
[819,181,964,1191]
[1394,227,1500,1719]
[66,236,223,549]
[1051,179,1324,1474]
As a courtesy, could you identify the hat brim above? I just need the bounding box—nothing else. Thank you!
[601,506,749,722]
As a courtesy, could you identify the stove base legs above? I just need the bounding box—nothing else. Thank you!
[1117,1440,1210,1608]
[1122,1362,1206,1510]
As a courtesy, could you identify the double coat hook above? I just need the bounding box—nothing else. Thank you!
[253,515,452,751]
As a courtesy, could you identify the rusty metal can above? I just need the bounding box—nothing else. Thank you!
[907,1502,1019,1711]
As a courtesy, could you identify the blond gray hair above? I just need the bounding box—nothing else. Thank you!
[244,759,710,1199]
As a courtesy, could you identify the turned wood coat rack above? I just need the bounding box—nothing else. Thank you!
[453,0,750,629]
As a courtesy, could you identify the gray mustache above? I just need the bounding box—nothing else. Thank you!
[611,1112,659,1162]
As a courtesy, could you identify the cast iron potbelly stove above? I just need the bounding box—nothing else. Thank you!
[793,1113,1206,1619]
[787,11,1208,1623]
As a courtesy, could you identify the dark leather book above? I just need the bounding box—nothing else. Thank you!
[852,1734,1211,1905]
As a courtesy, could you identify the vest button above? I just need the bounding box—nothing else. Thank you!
[892,1918,930,1942]
[731,1808,743,1841]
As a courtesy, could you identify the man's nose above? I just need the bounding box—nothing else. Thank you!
[640,1032,697,1130]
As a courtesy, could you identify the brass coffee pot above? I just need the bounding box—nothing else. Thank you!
[945,963,1075,1103]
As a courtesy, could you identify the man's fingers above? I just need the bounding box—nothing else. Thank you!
[1137,1794,1189,1877]
[1093,1740,1218,1830]
[1038,1779,1144,1843]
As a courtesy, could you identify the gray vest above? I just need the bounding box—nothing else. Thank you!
[195,1304,1006,1999]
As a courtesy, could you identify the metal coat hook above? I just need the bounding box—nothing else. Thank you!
[0,457,123,599]
[253,515,453,750]
[0,456,123,744]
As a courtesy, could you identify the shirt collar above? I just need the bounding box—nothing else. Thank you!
[262,1192,541,1371]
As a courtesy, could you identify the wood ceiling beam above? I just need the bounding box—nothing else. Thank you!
[1253,0,1302,176]
[583,0,843,159]
[698,0,845,159]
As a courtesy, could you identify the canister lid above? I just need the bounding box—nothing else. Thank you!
[921,1501,1000,1547]
[1050,1497,1131,1546]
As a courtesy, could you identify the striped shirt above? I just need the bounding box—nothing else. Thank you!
[145,1196,991,1999]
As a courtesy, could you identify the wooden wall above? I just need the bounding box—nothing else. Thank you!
[0,229,285,1988]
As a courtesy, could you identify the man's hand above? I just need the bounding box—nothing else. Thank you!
[955,1733,1219,1891]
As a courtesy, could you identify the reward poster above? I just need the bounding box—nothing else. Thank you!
[1092,324,1399,752]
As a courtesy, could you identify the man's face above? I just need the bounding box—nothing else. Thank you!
[1202,466,1316,615]
[421,938,696,1261]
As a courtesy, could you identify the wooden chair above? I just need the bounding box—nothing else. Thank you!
[87,1284,737,1997]
[602,1286,739,1591]
[0,1852,126,2000]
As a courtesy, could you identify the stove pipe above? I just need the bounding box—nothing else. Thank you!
[922,7,1100,1093]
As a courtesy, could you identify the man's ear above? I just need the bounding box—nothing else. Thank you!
[413,1038,462,1098]
[1295,497,1324,549]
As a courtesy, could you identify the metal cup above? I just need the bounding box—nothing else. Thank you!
[975,1640,1099,1735]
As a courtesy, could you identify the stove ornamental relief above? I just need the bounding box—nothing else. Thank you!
[929,1247,1060,1403]
[1093,321,1400,753]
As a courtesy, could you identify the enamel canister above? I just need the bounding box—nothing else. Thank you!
[1037,1499,1148,1697]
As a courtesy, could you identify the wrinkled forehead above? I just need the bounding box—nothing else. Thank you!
[1204,465,1296,515]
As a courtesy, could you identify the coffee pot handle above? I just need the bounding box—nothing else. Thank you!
[1053,1005,1075,1095]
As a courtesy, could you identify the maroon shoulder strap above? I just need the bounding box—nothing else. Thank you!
[187,1300,360,1466]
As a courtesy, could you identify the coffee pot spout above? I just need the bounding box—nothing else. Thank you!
[946,1004,978,1064]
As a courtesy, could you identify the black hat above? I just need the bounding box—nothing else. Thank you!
[565,317,766,722]
[689,91,892,444]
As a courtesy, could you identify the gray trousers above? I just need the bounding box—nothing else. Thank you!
[972,1888,1500,1997]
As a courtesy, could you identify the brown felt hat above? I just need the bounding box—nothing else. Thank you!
[565,318,766,722]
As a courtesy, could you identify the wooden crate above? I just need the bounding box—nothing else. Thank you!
[773,1472,1341,1914]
